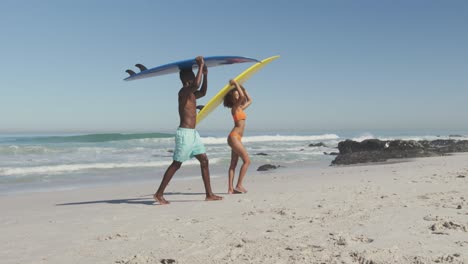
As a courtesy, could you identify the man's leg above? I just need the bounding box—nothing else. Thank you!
[194,153,223,201]
[154,160,182,204]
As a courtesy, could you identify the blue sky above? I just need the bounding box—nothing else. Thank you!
[1,0,467,134]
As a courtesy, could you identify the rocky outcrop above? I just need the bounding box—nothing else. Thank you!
[257,164,279,171]
[309,142,326,147]
[331,139,468,165]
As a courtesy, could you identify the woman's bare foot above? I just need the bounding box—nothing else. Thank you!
[234,186,248,194]
[153,193,170,205]
[228,189,235,194]
[205,194,223,201]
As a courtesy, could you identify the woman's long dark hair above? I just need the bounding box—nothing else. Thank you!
[223,90,235,108]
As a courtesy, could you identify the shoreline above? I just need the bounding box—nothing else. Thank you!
[1,154,467,263]
[0,157,334,196]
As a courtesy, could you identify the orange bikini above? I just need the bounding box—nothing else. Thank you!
[229,109,247,141]
[229,131,242,141]
[233,109,246,122]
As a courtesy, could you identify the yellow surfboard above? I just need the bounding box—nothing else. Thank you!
[196,55,280,124]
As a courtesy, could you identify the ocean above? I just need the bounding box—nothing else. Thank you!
[1,130,467,194]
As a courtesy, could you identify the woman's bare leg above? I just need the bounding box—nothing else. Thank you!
[228,137,250,193]
[228,150,239,194]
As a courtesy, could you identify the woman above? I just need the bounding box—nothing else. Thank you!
[223,79,252,194]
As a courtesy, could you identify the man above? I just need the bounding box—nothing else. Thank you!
[154,56,223,204]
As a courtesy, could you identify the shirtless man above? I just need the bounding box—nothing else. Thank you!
[154,56,223,205]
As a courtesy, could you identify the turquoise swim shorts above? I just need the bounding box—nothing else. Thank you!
[173,127,206,162]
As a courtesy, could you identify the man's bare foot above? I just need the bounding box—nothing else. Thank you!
[205,194,223,201]
[234,186,248,194]
[153,193,170,205]
[228,189,235,194]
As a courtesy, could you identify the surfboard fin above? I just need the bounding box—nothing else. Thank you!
[135,64,148,72]
[196,105,205,111]
[125,69,136,76]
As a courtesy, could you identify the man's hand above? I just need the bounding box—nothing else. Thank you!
[195,56,204,67]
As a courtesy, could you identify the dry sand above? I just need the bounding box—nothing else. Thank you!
[1,154,467,264]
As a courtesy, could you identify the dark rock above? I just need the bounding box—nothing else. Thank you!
[338,139,388,154]
[332,139,468,165]
[324,152,339,156]
[255,152,268,156]
[257,164,278,171]
[309,142,326,147]
[161,259,176,264]
[420,139,468,153]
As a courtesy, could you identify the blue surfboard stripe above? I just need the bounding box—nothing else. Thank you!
[124,56,259,81]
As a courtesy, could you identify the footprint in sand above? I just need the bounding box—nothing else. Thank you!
[350,251,376,264]
[242,209,265,217]
[352,235,374,244]
[115,253,162,264]
[455,241,468,247]
[160,259,176,264]
[423,215,443,221]
[272,208,296,218]
[328,233,347,246]
[189,218,200,224]
[310,245,325,252]
[417,192,466,209]
[429,220,468,234]
[424,215,468,233]
[417,194,431,200]
[433,254,462,263]
[411,254,463,264]
[98,233,128,241]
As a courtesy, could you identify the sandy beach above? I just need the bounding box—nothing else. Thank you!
[1,153,467,264]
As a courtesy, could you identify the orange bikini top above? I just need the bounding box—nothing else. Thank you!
[233,109,247,122]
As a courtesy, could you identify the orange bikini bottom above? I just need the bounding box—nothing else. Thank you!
[229,131,242,141]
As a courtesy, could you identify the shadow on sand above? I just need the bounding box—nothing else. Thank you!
[55,192,210,206]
